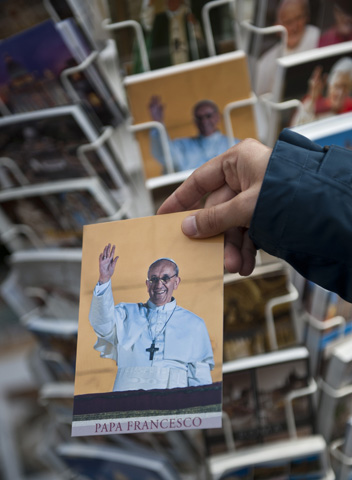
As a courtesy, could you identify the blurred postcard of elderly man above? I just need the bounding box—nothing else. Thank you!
[72,210,223,436]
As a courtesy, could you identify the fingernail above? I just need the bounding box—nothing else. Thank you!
[182,215,198,236]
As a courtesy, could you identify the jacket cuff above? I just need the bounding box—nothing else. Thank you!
[248,129,352,300]
[249,128,326,256]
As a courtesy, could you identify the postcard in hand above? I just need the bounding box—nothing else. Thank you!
[72,211,224,436]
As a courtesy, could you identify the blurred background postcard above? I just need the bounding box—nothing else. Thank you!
[72,211,224,436]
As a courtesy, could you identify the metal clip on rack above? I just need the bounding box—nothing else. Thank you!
[128,121,175,176]
[102,18,150,73]
[240,20,287,58]
[0,157,30,188]
[223,93,258,145]
[202,0,243,56]
[77,126,134,217]
[260,95,303,147]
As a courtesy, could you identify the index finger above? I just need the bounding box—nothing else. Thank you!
[157,152,227,214]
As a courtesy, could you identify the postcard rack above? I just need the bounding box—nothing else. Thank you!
[222,346,316,442]
[208,435,335,480]
[329,417,352,480]
[102,18,150,73]
[223,260,300,361]
[223,92,258,144]
[258,95,303,146]
[239,19,287,80]
[56,442,180,480]
[202,0,243,56]
[1,248,82,319]
[128,121,175,175]
[2,2,352,479]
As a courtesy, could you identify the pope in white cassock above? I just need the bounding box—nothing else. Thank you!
[89,244,215,392]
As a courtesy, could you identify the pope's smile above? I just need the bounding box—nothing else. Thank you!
[146,260,180,306]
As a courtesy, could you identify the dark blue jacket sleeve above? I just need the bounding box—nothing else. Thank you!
[248,128,352,302]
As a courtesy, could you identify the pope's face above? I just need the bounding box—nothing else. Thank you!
[334,6,352,37]
[278,2,307,49]
[194,104,220,137]
[328,71,351,112]
[146,260,180,306]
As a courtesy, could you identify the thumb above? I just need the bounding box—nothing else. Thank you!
[181,194,253,239]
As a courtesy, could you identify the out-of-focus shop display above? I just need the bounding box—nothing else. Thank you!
[0,0,352,479]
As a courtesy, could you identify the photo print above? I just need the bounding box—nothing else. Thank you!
[72,210,224,436]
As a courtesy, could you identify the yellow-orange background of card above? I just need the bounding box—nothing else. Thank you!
[74,211,224,395]
[124,51,256,178]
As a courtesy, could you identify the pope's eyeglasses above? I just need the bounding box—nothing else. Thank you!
[147,274,177,285]
[194,112,216,121]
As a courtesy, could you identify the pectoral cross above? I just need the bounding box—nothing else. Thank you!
[146,342,159,360]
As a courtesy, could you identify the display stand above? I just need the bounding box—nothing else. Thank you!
[202,0,242,56]
[208,435,334,480]
[240,19,287,83]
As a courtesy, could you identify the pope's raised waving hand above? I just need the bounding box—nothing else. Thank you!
[157,138,272,276]
[98,243,119,284]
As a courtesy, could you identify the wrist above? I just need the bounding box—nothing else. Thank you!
[98,277,110,285]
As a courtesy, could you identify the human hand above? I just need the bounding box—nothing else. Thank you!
[148,95,164,123]
[157,138,272,275]
[307,66,326,102]
[98,244,119,284]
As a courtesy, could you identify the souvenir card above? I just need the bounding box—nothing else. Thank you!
[207,434,331,480]
[26,319,78,382]
[0,105,125,190]
[204,347,314,454]
[318,384,352,442]
[323,335,352,389]
[301,280,352,377]
[105,0,238,75]
[339,416,352,480]
[56,442,180,480]
[123,51,256,179]
[223,263,297,363]
[270,40,352,137]
[0,19,124,126]
[0,0,53,39]
[250,0,323,94]
[72,211,224,436]
[292,111,352,149]
[0,177,121,250]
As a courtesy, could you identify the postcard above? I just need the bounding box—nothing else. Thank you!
[204,347,314,454]
[0,105,125,191]
[0,177,121,250]
[0,0,52,40]
[223,264,297,362]
[0,18,124,127]
[318,385,352,443]
[208,435,331,479]
[72,210,224,436]
[57,441,181,479]
[292,111,352,149]
[323,337,352,390]
[301,279,352,378]
[250,0,323,61]
[270,40,352,138]
[123,51,256,179]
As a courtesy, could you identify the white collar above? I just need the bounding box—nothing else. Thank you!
[198,130,222,140]
[146,298,177,311]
